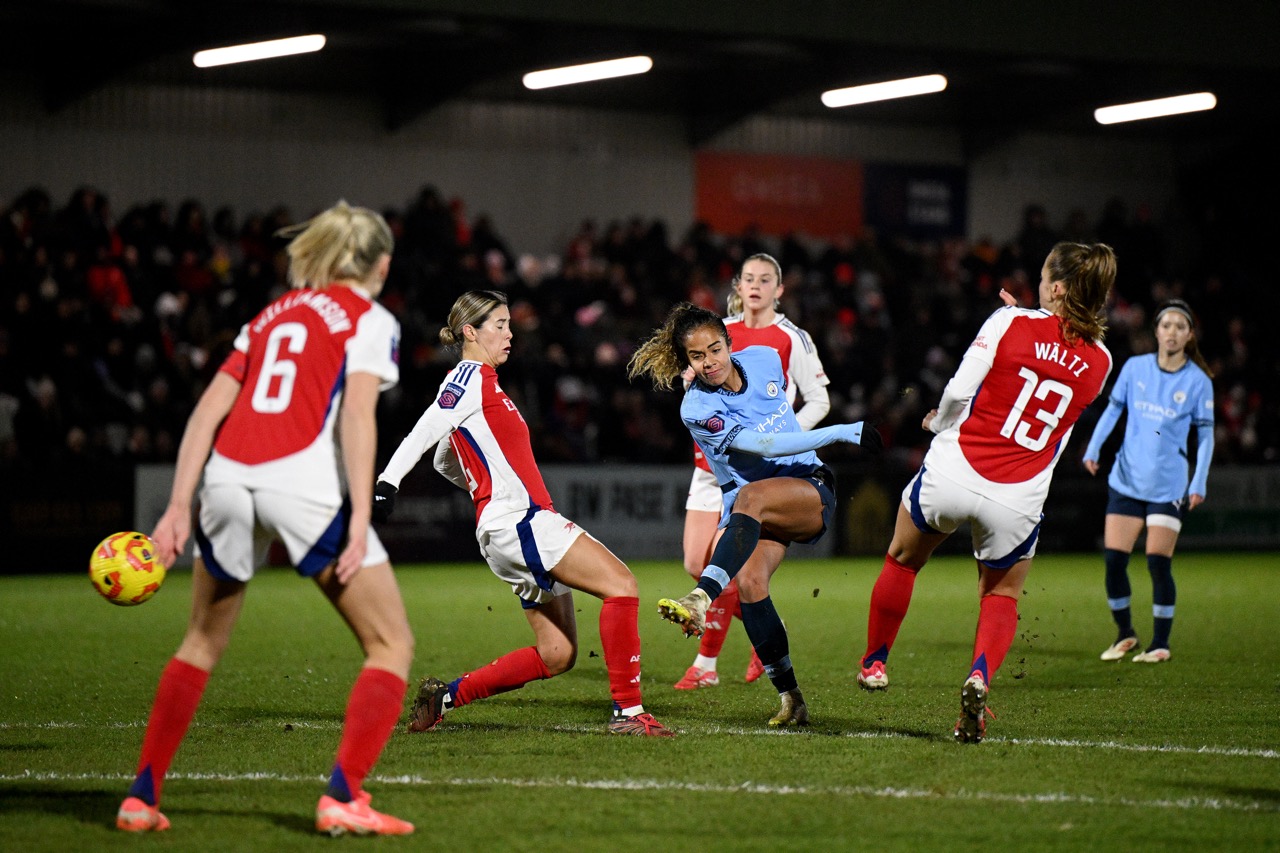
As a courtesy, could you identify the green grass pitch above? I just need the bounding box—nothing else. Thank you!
[1,552,1278,851]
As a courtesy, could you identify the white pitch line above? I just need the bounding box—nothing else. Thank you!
[2,719,1276,759]
[996,736,1279,760]
[0,770,1275,813]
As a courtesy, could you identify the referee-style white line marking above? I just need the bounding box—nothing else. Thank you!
[1,770,1275,813]
[2,720,1275,759]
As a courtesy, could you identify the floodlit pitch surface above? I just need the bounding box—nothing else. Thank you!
[2,553,1277,851]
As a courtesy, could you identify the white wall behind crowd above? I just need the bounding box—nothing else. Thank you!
[0,82,1180,254]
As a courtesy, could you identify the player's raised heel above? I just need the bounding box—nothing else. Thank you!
[673,665,719,689]
[407,676,450,732]
[117,796,170,832]
[744,649,765,683]
[1100,634,1140,661]
[657,588,712,637]
[316,791,414,836]
[953,671,989,744]
[858,660,889,690]
[768,689,810,727]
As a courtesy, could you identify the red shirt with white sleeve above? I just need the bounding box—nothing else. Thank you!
[924,306,1112,511]
[203,284,399,497]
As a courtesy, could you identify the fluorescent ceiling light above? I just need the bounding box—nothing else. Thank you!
[193,34,326,68]
[1094,92,1217,125]
[822,74,947,108]
[523,56,653,90]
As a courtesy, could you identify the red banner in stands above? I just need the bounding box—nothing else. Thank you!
[695,151,863,239]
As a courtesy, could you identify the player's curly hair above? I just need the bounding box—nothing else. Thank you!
[277,201,393,290]
[628,303,731,390]
[1045,241,1114,345]
[440,290,508,348]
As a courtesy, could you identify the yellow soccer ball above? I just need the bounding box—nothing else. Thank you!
[89,531,167,606]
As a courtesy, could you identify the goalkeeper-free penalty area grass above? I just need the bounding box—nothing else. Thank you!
[1,552,1277,851]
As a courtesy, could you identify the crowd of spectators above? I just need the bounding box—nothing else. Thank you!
[0,184,1273,489]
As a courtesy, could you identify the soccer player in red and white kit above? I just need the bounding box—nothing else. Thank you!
[676,253,831,690]
[117,203,416,836]
[857,242,1116,743]
[372,290,672,737]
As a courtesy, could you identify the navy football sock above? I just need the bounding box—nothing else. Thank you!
[1104,548,1135,638]
[740,597,798,694]
[1148,554,1176,649]
[695,513,761,601]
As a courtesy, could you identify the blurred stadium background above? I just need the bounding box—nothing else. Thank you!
[1,1,1277,572]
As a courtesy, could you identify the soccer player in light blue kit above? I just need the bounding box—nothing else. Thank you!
[1083,299,1215,664]
[628,303,881,726]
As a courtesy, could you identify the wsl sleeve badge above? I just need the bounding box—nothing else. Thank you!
[437,382,467,409]
[89,531,167,606]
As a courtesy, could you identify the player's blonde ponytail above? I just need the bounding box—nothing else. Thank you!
[278,201,394,290]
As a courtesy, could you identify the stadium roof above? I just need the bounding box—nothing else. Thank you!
[5,0,1277,151]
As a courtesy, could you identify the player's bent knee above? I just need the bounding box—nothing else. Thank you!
[613,572,639,598]
[540,644,576,676]
[736,574,768,601]
[887,543,929,570]
[596,560,638,598]
[730,486,768,517]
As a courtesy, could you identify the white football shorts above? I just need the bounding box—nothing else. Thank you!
[477,508,581,607]
[685,466,722,513]
[195,483,389,582]
[902,464,1043,569]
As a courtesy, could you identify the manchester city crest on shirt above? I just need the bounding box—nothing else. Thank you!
[1173,390,1187,405]
[766,381,779,398]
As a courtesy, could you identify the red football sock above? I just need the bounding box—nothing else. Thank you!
[451,646,551,708]
[971,594,1019,681]
[862,554,919,666]
[128,657,210,805]
[697,582,739,659]
[330,667,407,798]
[599,596,643,709]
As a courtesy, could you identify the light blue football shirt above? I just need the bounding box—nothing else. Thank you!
[1084,353,1215,502]
[681,345,823,523]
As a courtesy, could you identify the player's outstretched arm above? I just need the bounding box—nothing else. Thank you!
[378,398,462,497]
[730,422,882,458]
